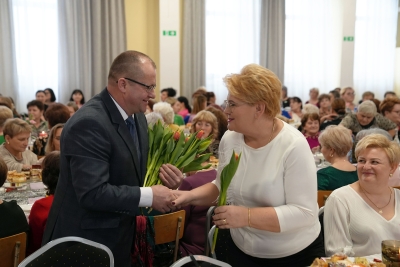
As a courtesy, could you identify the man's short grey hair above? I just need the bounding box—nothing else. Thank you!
[358,100,377,115]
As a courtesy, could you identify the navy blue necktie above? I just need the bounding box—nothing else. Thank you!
[126,117,141,163]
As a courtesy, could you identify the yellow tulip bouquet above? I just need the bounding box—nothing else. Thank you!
[144,120,213,187]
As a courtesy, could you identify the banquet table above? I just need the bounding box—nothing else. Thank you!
[0,182,47,218]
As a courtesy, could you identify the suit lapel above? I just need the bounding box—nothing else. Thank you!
[135,114,148,183]
[100,89,141,182]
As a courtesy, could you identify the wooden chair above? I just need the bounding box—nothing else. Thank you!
[317,190,333,207]
[153,210,185,262]
[0,232,27,267]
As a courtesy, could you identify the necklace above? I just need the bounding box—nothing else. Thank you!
[359,184,392,214]
[268,118,276,144]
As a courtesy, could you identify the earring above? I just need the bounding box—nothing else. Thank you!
[390,173,393,177]
[7,141,9,145]
[330,154,333,157]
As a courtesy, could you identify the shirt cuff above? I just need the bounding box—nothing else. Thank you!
[139,187,153,207]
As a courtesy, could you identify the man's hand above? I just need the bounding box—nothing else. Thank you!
[151,185,176,213]
[159,164,184,189]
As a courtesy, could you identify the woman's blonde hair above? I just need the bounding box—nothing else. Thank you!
[223,64,281,117]
[3,118,31,138]
[355,134,400,166]
[318,125,353,157]
[190,110,218,139]
[45,123,64,155]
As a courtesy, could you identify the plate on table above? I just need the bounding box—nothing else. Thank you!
[19,204,33,212]
[2,182,28,189]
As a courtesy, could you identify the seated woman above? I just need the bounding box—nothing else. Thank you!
[318,94,331,118]
[190,110,219,157]
[27,151,60,254]
[340,87,356,113]
[0,157,29,238]
[0,118,38,171]
[320,98,346,131]
[69,89,85,109]
[317,125,357,190]
[340,100,397,137]
[153,102,180,131]
[289,96,303,128]
[0,106,13,145]
[45,123,64,154]
[324,134,400,257]
[174,96,191,120]
[27,100,48,140]
[354,128,400,187]
[301,113,320,151]
[380,97,400,142]
[164,98,185,126]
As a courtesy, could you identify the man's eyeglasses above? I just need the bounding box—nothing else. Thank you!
[117,77,156,92]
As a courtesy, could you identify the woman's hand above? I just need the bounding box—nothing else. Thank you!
[171,190,195,209]
[212,205,248,229]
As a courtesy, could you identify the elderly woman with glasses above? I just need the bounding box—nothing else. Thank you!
[172,64,322,266]
[0,118,38,171]
[340,100,397,138]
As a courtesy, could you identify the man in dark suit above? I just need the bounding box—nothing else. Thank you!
[42,51,182,266]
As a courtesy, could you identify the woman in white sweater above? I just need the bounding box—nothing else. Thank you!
[173,64,322,266]
[324,134,400,257]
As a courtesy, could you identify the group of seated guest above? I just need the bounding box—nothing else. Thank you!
[340,100,397,137]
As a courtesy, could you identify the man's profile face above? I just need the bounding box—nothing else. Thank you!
[123,60,156,114]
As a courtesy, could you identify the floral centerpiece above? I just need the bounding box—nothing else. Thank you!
[212,150,241,253]
[144,120,213,187]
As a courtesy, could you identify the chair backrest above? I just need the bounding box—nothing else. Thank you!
[0,232,27,267]
[208,225,217,259]
[18,236,114,267]
[205,206,216,256]
[153,209,185,262]
[170,254,232,267]
[317,190,333,207]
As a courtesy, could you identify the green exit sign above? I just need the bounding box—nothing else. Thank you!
[343,36,354,42]
[163,30,176,36]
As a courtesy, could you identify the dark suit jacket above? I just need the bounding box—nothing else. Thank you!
[42,89,149,267]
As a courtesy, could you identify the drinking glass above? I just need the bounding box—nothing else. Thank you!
[382,240,400,266]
